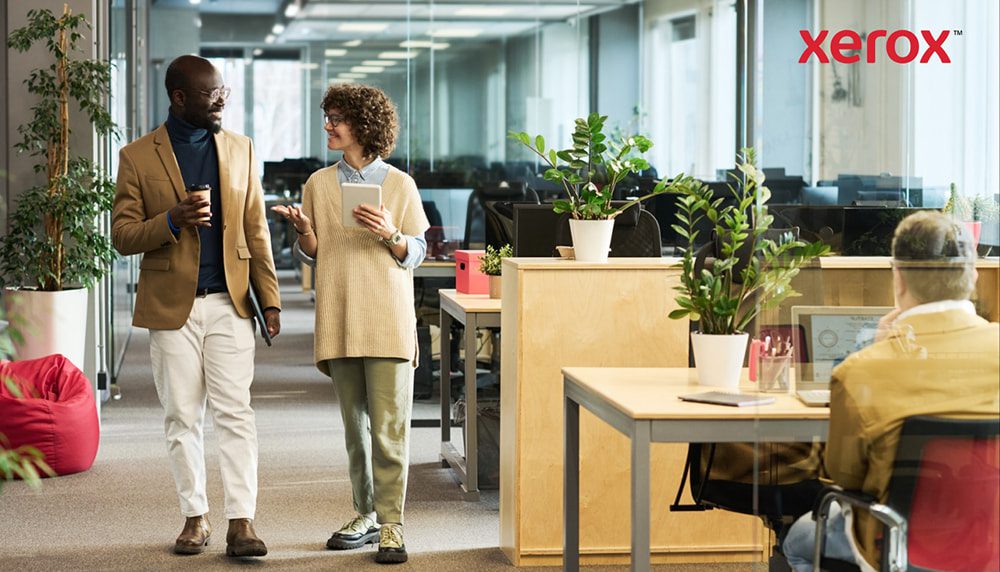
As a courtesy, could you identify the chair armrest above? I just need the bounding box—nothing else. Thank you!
[812,486,908,572]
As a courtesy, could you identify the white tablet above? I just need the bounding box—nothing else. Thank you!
[341,183,382,229]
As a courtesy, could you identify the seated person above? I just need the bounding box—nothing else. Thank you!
[782,211,1000,571]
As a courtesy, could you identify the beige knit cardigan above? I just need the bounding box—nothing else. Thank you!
[301,165,430,376]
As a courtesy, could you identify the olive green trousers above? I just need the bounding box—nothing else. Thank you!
[326,357,413,524]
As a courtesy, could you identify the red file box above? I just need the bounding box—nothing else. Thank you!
[454,250,489,294]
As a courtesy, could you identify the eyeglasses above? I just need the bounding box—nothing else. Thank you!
[323,113,345,127]
[198,86,231,101]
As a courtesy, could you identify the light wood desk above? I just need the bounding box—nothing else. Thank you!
[562,367,829,572]
[415,259,456,278]
[439,289,502,501]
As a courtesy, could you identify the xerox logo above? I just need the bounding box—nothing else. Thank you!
[798,30,956,64]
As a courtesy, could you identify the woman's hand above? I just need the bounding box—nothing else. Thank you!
[353,203,397,240]
[271,205,313,235]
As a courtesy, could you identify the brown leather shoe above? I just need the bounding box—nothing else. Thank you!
[226,518,267,557]
[174,515,211,555]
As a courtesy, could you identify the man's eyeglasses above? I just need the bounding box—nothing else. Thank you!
[324,113,345,127]
[198,86,231,101]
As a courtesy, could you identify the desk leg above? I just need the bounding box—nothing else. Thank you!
[631,421,651,572]
[564,388,580,572]
[440,309,453,449]
[464,314,479,499]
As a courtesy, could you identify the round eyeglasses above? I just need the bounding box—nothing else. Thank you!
[323,113,345,127]
[198,86,231,101]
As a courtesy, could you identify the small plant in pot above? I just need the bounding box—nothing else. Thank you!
[668,149,829,387]
[509,113,692,262]
[944,183,999,256]
[478,244,512,299]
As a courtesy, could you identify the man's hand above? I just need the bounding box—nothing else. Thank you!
[875,307,902,342]
[264,308,281,338]
[169,194,212,228]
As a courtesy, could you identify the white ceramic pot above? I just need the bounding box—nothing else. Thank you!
[690,332,749,388]
[568,219,614,262]
[3,287,89,369]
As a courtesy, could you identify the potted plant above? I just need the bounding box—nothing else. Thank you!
[944,183,999,256]
[509,113,692,262]
[0,6,117,367]
[668,149,829,387]
[478,244,512,299]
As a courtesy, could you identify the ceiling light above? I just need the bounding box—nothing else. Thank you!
[455,7,509,17]
[332,78,355,84]
[378,51,420,60]
[362,60,397,66]
[399,40,451,49]
[265,34,276,44]
[272,23,285,34]
[300,63,320,70]
[338,23,388,33]
[429,28,482,38]
[351,66,384,73]
[325,48,348,57]
[189,0,201,5]
[338,72,367,79]
[284,1,300,18]
[343,40,363,47]
[253,48,263,56]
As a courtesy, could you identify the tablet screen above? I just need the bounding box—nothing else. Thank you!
[341,183,382,229]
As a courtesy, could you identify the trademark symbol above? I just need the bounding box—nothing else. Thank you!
[953,29,963,36]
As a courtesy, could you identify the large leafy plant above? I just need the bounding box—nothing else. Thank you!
[669,149,829,335]
[0,6,117,291]
[509,113,690,220]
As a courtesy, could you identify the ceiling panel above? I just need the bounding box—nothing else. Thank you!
[153,0,283,14]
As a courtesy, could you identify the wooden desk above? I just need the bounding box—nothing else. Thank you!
[562,367,829,572]
[415,260,456,278]
[439,289,502,501]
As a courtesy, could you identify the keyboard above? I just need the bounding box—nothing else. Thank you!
[796,389,830,407]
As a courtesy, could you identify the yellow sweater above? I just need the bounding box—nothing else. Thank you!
[301,165,430,375]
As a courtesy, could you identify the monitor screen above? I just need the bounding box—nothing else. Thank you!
[513,204,568,257]
[792,306,892,383]
[418,188,473,258]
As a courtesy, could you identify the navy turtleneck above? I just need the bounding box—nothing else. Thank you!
[165,111,225,293]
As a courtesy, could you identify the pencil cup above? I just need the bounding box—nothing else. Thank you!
[759,355,792,393]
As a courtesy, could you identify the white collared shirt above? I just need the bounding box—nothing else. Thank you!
[897,299,976,321]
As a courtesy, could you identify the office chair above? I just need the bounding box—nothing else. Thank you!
[463,182,536,249]
[812,416,1000,572]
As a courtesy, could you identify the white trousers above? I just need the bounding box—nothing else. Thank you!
[149,293,258,519]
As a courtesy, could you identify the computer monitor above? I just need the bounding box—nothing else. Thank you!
[512,204,568,257]
[837,174,923,206]
[262,158,324,194]
[801,186,838,206]
[791,305,892,385]
[841,206,938,256]
[418,188,473,258]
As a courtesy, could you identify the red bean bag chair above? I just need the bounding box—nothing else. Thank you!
[0,354,99,476]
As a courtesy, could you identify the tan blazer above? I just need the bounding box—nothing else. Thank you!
[826,309,1000,569]
[111,125,280,330]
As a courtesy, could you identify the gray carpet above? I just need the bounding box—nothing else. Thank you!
[0,273,751,571]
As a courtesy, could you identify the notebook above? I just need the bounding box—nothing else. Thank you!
[679,391,776,407]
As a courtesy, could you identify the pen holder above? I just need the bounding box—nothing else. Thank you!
[759,355,792,393]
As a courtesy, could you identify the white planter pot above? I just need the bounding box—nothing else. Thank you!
[691,332,749,388]
[3,287,89,370]
[568,219,614,262]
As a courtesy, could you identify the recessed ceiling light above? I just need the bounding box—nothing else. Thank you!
[455,7,509,17]
[338,23,388,33]
[253,48,263,56]
[399,40,450,50]
[265,34,276,44]
[339,72,367,79]
[351,66,384,73]
[362,60,397,66]
[378,51,420,60]
[428,28,482,38]
[284,2,300,18]
[300,63,320,70]
[189,0,201,5]
[332,78,355,84]
[272,23,285,34]
[343,40,363,47]
[325,48,348,57]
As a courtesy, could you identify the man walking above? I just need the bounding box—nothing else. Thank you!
[112,55,280,558]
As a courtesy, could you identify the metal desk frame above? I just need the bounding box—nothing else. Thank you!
[440,292,501,501]
[563,372,829,572]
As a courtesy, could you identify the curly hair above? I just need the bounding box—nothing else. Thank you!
[321,83,398,159]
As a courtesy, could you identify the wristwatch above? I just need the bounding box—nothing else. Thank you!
[382,230,403,246]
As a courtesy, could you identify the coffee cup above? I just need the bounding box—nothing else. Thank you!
[186,184,211,220]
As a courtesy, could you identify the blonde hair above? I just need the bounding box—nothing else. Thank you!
[891,211,976,303]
